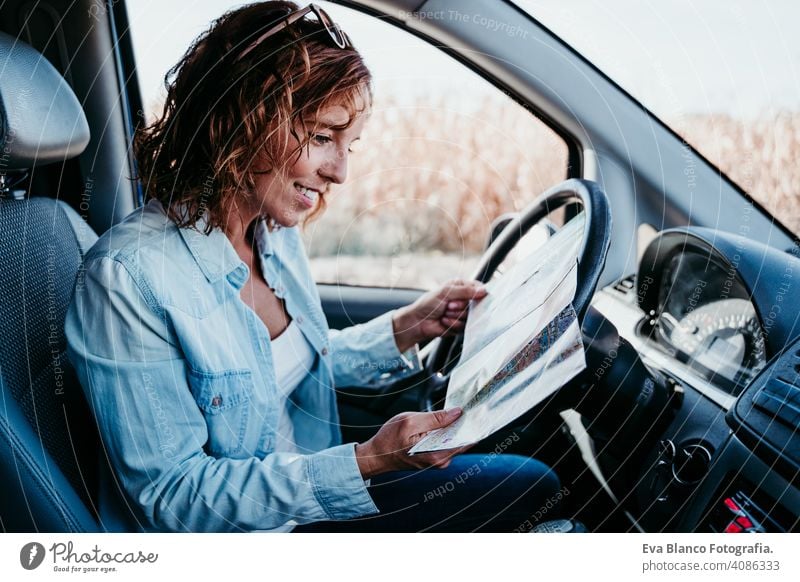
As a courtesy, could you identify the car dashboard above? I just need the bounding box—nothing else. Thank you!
[648,251,766,396]
[588,226,800,532]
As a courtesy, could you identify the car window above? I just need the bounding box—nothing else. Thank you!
[125,1,569,290]
[516,0,800,237]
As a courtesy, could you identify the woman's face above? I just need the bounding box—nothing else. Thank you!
[251,102,367,228]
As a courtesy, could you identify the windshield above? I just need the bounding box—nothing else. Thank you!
[516,0,800,237]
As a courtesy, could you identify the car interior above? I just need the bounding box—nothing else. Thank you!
[1,0,798,533]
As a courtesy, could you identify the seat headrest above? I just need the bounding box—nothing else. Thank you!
[0,31,90,170]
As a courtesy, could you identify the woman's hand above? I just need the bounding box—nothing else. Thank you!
[392,279,488,353]
[355,408,469,478]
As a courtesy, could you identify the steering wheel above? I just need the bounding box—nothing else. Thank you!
[420,179,612,411]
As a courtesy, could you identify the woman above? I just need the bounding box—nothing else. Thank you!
[65,1,560,532]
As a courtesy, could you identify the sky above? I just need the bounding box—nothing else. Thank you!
[124,0,800,120]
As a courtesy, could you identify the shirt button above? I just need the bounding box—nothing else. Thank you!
[321,347,328,356]
[211,395,223,408]
[296,316,304,324]
[276,285,285,294]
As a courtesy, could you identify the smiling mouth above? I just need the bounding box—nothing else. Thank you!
[295,184,320,209]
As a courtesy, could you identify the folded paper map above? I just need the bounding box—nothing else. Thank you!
[409,214,587,454]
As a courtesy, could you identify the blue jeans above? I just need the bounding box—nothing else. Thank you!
[294,453,561,532]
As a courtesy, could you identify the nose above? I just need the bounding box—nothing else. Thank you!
[319,148,348,184]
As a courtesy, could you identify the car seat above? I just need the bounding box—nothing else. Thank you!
[0,30,100,531]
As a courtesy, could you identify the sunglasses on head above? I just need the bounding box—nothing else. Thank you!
[235,3,351,63]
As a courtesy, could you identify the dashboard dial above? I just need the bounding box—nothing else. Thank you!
[650,249,768,396]
[664,298,767,387]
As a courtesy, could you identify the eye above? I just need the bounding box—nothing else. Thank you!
[312,134,333,146]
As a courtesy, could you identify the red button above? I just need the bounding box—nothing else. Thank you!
[725,522,742,533]
[724,498,741,513]
[736,516,754,529]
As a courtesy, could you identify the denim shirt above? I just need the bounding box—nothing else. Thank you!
[65,199,420,532]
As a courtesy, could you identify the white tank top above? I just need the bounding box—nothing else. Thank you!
[270,319,315,453]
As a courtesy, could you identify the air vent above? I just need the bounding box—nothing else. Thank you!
[753,377,800,427]
[728,335,800,482]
